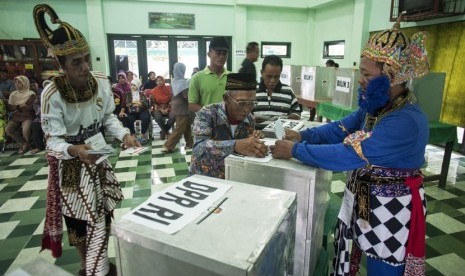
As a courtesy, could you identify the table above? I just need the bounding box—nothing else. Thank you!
[316,102,457,188]
[296,97,331,121]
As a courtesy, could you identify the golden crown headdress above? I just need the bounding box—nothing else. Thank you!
[361,15,429,85]
[33,4,89,57]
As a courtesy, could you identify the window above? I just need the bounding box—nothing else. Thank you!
[261,42,291,58]
[323,40,345,59]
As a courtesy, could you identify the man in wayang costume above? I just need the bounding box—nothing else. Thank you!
[271,16,429,275]
[34,4,140,276]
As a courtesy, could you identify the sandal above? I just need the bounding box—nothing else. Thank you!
[19,143,29,154]
[30,148,41,154]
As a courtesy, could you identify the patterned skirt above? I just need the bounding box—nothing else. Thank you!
[332,166,426,276]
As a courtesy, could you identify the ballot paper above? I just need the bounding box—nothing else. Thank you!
[124,147,149,155]
[274,118,285,139]
[84,133,117,164]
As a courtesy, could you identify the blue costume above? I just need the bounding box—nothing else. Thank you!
[293,99,428,171]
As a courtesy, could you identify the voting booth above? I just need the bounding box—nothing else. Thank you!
[225,155,332,276]
[300,66,336,101]
[280,65,302,95]
[112,175,297,276]
[332,68,360,109]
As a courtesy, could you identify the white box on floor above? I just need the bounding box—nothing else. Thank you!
[5,258,72,276]
[112,174,297,276]
[225,156,332,276]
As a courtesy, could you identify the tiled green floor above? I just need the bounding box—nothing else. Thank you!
[1,139,465,275]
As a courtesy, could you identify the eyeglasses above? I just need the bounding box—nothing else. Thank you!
[227,93,257,109]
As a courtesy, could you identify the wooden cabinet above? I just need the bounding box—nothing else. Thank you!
[0,39,61,85]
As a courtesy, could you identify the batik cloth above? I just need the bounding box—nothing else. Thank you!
[331,166,426,276]
[190,102,254,179]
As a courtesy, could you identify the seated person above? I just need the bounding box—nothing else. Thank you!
[29,78,45,154]
[190,73,268,179]
[0,97,5,144]
[0,69,16,99]
[123,79,151,144]
[150,75,174,140]
[112,85,128,128]
[252,55,301,123]
[5,75,36,154]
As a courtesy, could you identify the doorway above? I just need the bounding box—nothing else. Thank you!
[108,35,232,84]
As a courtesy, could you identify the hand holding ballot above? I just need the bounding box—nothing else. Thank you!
[283,128,302,142]
[234,136,268,158]
[270,139,295,159]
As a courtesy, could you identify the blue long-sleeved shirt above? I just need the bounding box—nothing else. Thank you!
[292,104,429,171]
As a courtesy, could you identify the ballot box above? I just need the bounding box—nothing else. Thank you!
[225,156,332,276]
[5,258,72,276]
[112,174,297,276]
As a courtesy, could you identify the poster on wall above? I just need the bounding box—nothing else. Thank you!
[149,12,195,30]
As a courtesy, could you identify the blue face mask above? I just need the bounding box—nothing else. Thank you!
[358,75,391,115]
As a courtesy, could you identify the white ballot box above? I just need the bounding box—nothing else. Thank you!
[112,174,297,276]
[5,258,72,276]
[225,156,332,276]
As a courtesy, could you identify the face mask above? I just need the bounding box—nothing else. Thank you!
[358,75,390,115]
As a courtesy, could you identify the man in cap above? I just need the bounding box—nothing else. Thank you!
[271,16,429,275]
[188,36,230,112]
[190,73,268,179]
[33,4,139,276]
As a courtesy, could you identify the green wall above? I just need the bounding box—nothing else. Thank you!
[0,0,89,40]
[1,0,465,75]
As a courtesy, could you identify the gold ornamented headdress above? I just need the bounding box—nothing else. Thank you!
[361,15,429,85]
[33,4,89,57]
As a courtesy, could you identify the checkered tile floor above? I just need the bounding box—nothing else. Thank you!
[1,139,464,275]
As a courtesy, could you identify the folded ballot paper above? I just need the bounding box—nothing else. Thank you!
[124,147,149,155]
[86,145,117,164]
[84,133,117,164]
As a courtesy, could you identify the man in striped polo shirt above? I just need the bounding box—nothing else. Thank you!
[252,55,301,122]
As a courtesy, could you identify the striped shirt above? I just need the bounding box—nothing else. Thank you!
[253,82,301,117]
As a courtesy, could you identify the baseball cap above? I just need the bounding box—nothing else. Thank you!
[209,37,229,51]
